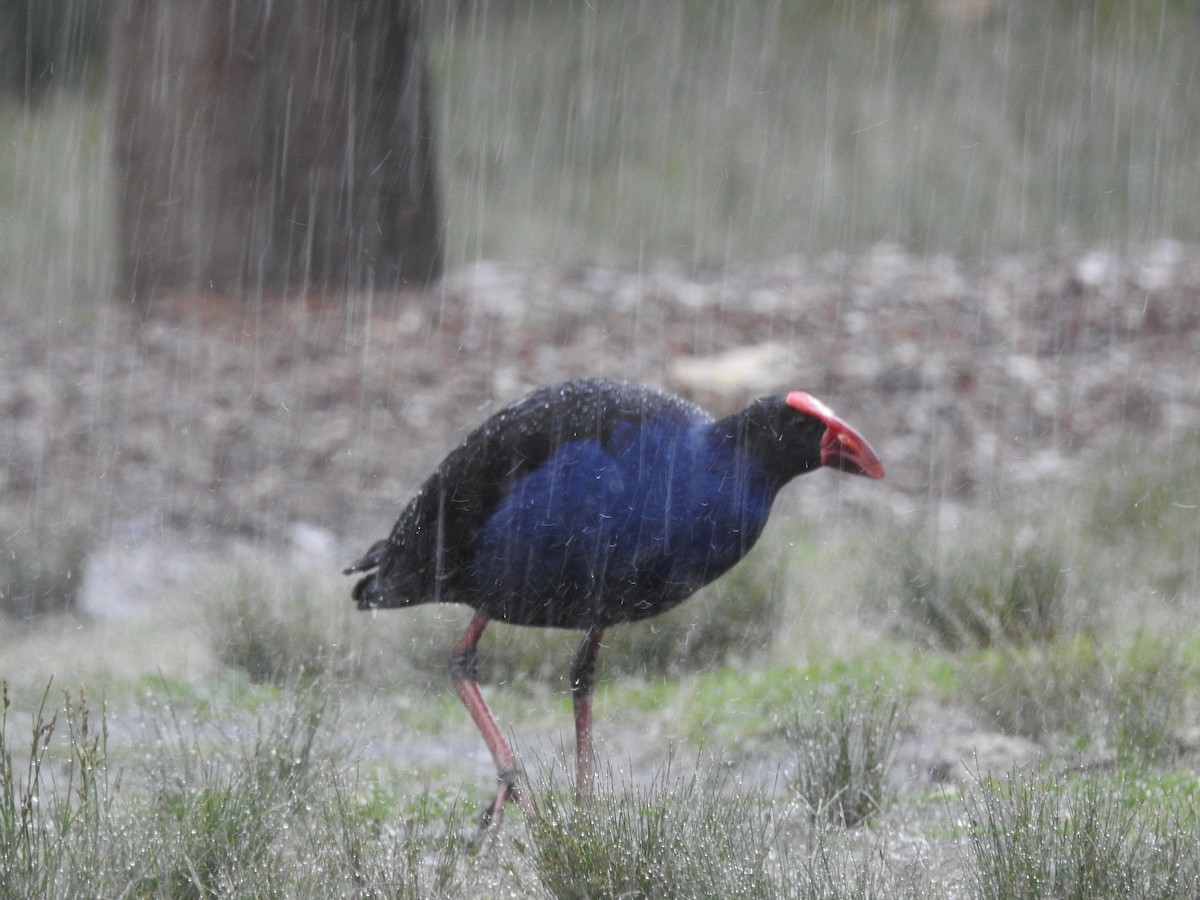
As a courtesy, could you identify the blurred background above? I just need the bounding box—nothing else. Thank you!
[2,0,1199,696]
[2,4,1200,893]
[2,0,1198,314]
[2,0,1198,661]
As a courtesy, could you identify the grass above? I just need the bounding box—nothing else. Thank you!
[1085,433,1200,606]
[604,655,921,753]
[3,605,1199,899]
[206,564,366,685]
[0,681,477,899]
[11,675,1200,899]
[875,439,1200,760]
[517,755,923,899]
[2,679,925,899]
[5,2,1200,310]
[886,515,1073,652]
[81,432,1178,896]
[429,0,1200,269]
[960,769,1200,900]
[956,633,1200,761]
[519,759,788,899]
[862,431,1200,760]
[786,682,903,828]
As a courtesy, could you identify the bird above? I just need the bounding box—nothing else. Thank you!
[345,378,883,830]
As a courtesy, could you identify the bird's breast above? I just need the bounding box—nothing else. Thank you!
[466,431,776,627]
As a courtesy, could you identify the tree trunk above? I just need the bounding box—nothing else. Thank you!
[110,0,442,300]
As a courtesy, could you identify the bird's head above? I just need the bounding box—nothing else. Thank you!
[785,391,885,479]
[730,391,884,483]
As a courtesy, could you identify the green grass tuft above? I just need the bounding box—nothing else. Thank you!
[0,683,112,898]
[958,633,1198,759]
[1086,434,1200,603]
[518,756,913,899]
[205,565,365,685]
[786,683,903,828]
[521,761,781,899]
[960,769,1200,900]
[134,689,328,897]
[887,519,1071,652]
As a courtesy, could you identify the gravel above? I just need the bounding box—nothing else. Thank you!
[5,243,1197,556]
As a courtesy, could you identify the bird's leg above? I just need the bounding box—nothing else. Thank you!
[570,627,605,799]
[450,610,527,833]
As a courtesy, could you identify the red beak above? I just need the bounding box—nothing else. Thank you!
[787,391,885,480]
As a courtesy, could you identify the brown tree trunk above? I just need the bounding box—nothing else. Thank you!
[110,0,442,300]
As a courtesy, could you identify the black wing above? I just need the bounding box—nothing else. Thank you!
[348,379,705,608]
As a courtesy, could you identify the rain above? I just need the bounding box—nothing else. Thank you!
[2,0,1200,895]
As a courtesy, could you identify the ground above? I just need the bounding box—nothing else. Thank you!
[2,245,1199,849]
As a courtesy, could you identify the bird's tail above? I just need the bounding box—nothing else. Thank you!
[345,539,424,611]
[350,571,429,611]
[343,539,388,575]
[350,572,385,610]
[344,539,391,610]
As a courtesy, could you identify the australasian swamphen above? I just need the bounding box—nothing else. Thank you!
[345,378,884,829]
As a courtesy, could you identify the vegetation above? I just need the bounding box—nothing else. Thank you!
[153,440,1200,893]
[961,770,1200,899]
[0,680,920,898]
[429,0,1200,269]
[8,662,1194,897]
[786,682,903,827]
[888,519,1071,651]
[5,1,1200,308]
[207,564,365,685]
[520,761,787,899]
[3,429,1200,894]
[0,682,474,898]
[1086,433,1200,605]
[2,390,1196,898]
[954,634,1198,758]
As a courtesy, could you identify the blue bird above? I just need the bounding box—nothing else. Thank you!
[346,378,884,829]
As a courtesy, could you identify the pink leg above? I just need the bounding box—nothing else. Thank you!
[570,628,605,798]
[450,611,527,830]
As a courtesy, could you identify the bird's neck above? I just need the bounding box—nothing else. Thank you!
[703,415,795,498]
[710,408,825,494]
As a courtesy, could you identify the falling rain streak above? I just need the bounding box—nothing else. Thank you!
[1,1,1199,896]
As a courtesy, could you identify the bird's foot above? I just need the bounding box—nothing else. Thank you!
[474,767,526,853]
